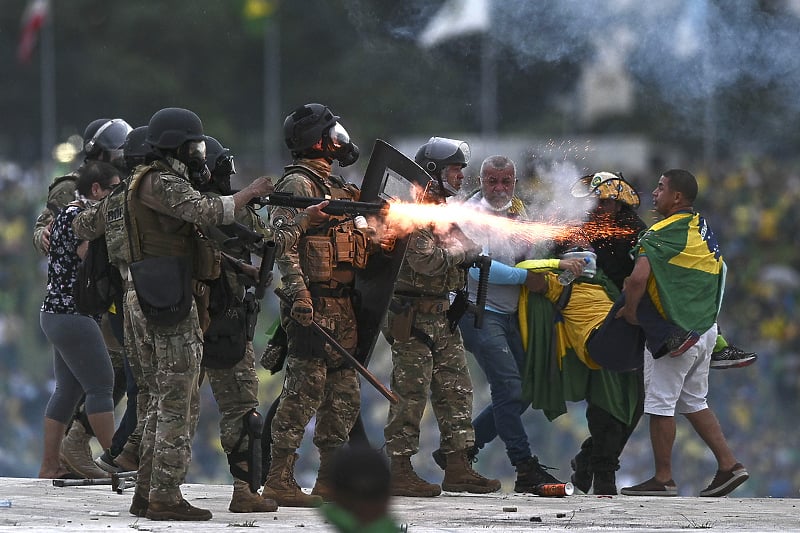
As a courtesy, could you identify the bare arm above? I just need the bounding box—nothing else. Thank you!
[616,255,651,325]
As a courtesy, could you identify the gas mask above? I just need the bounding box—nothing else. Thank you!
[326,122,359,167]
[177,140,211,186]
[210,154,236,195]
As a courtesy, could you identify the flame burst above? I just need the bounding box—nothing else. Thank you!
[371,200,637,248]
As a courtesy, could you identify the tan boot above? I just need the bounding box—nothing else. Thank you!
[229,479,278,513]
[60,423,109,479]
[261,448,323,508]
[310,447,338,502]
[390,455,441,497]
[114,441,140,472]
[145,499,212,521]
[442,448,501,493]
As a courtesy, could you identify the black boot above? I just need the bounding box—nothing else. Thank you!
[570,450,592,494]
[593,470,618,495]
[514,456,562,493]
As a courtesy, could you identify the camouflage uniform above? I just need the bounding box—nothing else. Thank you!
[200,197,306,487]
[268,159,367,455]
[73,191,148,471]
[33,172,79,255]
[383,225,475,457]
[100,158,235,505]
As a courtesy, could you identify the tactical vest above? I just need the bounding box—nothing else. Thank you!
[103,178,131,268]
[121,162,220,280]
[280,166,370,282]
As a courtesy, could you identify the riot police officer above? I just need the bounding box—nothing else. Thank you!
[96,107,272,521]
[383,137,500,497]
[261,103,390,508]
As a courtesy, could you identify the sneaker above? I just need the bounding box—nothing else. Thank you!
[711,346,757,369]
[95,449,123,474]
[699,463,749,497]
[666,330,701,357]
[620,477,677,496]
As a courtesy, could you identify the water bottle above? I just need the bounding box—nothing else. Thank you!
[557,257,591,285]
[0,499,11,508]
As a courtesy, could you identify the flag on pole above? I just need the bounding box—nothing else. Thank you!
[418,0,490,48]
[17,0,49,64]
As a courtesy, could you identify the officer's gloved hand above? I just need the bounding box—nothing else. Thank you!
[291,291,314,327]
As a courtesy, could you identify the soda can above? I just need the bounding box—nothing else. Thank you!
[535,482,574,497]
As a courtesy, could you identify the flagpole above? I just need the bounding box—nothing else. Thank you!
[40,1,56,179]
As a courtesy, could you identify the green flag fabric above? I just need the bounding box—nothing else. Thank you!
[519,271,639,425]
[637,212,725,332]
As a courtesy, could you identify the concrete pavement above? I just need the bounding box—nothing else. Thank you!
[0,477,796,532]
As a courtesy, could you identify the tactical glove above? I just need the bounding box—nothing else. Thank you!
[291,291,314,327]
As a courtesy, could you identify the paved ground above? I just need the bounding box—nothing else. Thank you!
[0,477,796,532]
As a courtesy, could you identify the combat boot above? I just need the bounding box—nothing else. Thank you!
[261,448,323,507]
[129,493,149,517]
[432,444,478,471]
[442,448,501,493]
[113,441,140,472]
[311,447,337,502]
[389,455,441,497]
[229,479,278,513]
[514,456,562,493]
[60,423,109,479]
[145,499,212,521]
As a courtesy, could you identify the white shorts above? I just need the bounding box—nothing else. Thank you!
[643,323,717,416]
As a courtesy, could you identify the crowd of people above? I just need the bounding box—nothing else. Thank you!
[0,104,798,526]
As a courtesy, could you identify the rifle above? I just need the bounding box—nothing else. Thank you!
[261,192,389,217]
[274,287,398,405]
[242,240,277,342]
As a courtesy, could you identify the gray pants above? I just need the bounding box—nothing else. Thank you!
[40,311,114,423]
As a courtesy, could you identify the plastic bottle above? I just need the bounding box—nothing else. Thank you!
[0,499,11,508]
[557,256,591,286]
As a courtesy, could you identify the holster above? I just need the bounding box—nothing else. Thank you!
[129,256,193,327]
[388,299,416,343]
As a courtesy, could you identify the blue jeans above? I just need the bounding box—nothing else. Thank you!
[460,309,531,465]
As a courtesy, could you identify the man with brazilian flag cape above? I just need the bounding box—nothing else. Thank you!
[617,169,747,498]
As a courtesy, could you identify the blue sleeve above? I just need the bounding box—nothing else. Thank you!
[469,260,528,285]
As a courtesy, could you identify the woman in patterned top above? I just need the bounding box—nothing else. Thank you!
[38,161,121,479]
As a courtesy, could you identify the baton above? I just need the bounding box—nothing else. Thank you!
[275,288,398,404]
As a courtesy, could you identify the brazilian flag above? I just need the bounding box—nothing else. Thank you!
[638,212,725,333]
[517,269,639,425]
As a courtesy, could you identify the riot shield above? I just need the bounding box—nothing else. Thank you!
[355,139,430,364]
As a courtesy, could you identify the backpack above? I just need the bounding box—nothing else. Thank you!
[74,236,123,316]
